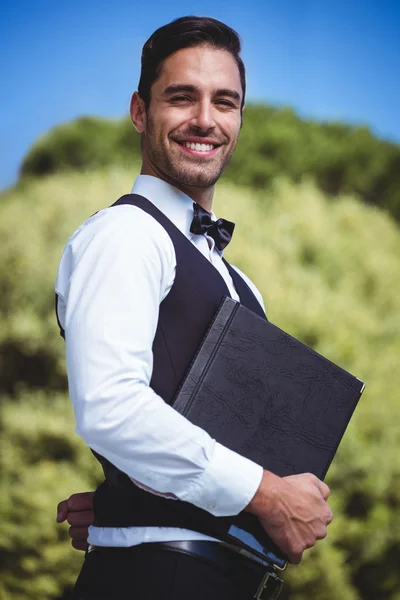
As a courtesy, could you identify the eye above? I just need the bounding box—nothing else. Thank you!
[216,100,236,108]
[170,95,192,103]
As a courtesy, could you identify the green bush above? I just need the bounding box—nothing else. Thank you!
[0,391,102,600]
[18,105,400,223]
[0,166,399,598]
[0,168,135,396]
[20,116,140,179]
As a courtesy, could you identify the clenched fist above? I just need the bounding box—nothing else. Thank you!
[57,492,95,551]
[246,471,333,564]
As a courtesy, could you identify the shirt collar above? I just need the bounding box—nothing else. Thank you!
[131,175,218,242]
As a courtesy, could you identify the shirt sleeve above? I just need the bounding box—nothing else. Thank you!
[56,205,263,517]
[230,264,266,313]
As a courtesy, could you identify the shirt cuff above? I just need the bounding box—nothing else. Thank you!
[181,442,264,517]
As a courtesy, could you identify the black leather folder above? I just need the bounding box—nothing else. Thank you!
[172,296,365,567]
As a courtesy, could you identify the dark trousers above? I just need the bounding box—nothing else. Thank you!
[71,543,269,599]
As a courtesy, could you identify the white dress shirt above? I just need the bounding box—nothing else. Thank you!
[56,174,264,547]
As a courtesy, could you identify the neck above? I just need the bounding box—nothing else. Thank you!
[140,164,214,212]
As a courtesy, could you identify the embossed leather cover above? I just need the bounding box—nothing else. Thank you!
[172,296,364,565]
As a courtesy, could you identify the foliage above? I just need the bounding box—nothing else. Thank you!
[0,166,399,598]
[18,105,400,223]
[20,116,140,179]
[0,392,102,600]
[227,106,400,221]
[0,169,132,396]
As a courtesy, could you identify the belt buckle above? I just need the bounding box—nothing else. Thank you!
[254,570,283,600]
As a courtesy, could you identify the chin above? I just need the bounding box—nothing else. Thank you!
[177,173,220,188]
[174,165,223,187]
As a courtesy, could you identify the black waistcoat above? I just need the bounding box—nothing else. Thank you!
[58,194,268,545]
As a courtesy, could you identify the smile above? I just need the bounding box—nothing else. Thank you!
[185,142,215,152]
[175,140,220,157]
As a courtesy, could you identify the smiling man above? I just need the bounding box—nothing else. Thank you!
[133,44,243,210]
[55,16,332,600]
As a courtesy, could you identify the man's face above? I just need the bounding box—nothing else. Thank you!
[140,45,243,190]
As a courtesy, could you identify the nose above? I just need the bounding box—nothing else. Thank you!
[190,99,215,131]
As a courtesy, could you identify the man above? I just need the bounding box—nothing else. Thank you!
[55,16,332,599]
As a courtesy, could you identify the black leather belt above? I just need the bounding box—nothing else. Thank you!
[88,540,283,599]
[155,541,283,599]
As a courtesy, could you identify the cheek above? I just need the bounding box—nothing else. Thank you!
[219,112,241,134]
[161,109,191,133]
[224,122,241,144]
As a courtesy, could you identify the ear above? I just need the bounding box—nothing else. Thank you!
[130,92,147,133]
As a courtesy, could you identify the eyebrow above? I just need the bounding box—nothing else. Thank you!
[163,84,241,103]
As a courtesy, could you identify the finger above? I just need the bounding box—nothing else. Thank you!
[316,528,328,541]
[67,492,95,512]
[72,540,88,551]
[315,479,330,500]
[56,500,69,523]
[67,510,95,527]
[287,550,302,565]
[68,526,89,540]
[326,506,333,525]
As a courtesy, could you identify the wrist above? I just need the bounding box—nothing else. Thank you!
[244,469,281,517]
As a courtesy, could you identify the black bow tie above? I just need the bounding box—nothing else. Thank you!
[190,203,235,251]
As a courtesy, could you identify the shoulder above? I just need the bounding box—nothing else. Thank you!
[66,204,175,263]
[56,204,176,292]
[230,264,266,313]
[72,204,172,249]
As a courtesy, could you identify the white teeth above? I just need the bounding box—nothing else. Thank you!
[184,142,215,152]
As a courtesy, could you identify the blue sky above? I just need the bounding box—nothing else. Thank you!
[1,0,399,190]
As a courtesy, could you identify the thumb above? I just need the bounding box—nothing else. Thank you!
[56,499,69,523]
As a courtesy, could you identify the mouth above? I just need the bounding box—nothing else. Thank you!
[173,140,221,157]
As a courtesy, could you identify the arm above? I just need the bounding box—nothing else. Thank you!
[57,206,332,559]
[57,206,262,517]
[58,473,333,561]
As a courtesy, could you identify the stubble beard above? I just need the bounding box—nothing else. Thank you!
[143,117,237,189]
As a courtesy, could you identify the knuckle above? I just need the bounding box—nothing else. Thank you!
[325,507,333,523]
[291,542,304,557]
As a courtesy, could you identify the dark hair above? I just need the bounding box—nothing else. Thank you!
[138,16,246,110]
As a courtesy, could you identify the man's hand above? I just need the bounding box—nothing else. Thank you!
[245,471,333,564]
[57,492,95,551]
